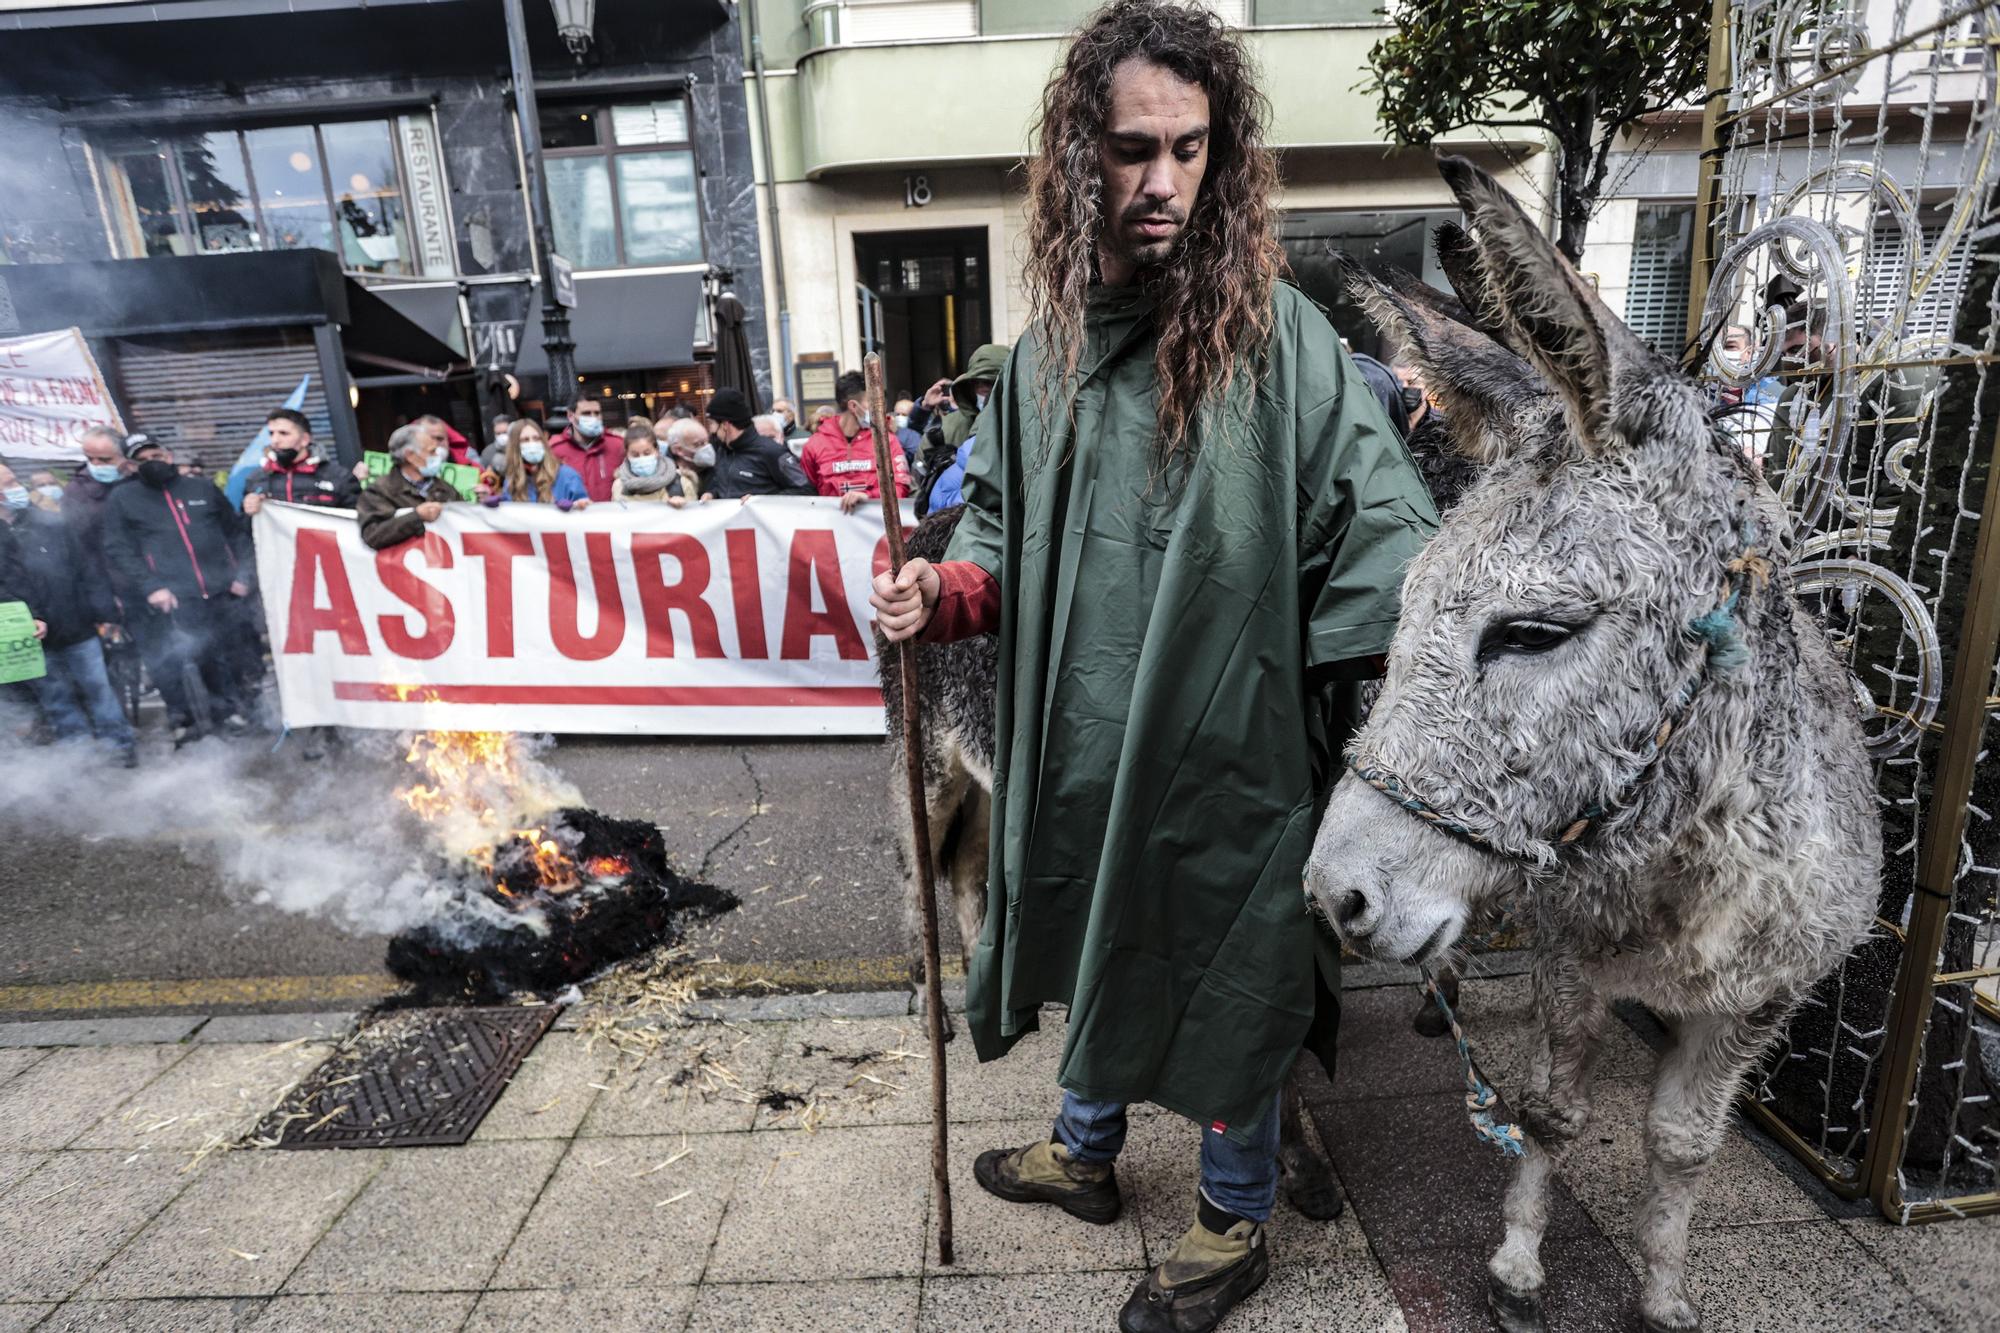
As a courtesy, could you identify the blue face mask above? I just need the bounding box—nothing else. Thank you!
[573,416,604,440]
[520,441,547,466]
[2,485,29,510]
[419,449,447,478]
[628,453,660,476]
[87,463,122,485]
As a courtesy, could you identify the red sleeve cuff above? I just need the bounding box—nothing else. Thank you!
[920,560,1000,642]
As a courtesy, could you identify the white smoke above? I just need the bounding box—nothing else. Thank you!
[0,728,578,938]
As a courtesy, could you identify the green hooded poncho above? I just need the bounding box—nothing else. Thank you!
[945,282,1439,1137]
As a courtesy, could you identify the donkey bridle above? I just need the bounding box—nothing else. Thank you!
[1347,522,1768,867]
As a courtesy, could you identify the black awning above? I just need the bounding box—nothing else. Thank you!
[0,250,349,338]
[367,282,468,359]
[0,0,459,30]
[514,270,703,377]
[342,280,466,377]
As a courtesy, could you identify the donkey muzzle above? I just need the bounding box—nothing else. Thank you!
[1306,774,1475,965]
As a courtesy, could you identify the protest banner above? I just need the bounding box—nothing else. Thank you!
[0,328,125,461]
[254,496,912,735]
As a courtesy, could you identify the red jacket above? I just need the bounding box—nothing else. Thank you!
[550,429,624,502]
[800,416,911,499]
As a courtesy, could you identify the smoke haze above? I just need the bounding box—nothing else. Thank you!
[0,729,580,939]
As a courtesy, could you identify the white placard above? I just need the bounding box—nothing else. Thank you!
[0,327,125,461]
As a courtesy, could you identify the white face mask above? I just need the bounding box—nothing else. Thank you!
[520,441,547,465]
[975,390,989,411]
[893,413,909,431]
[690,443,717,469]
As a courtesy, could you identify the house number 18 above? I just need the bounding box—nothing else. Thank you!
[904,173,933,208]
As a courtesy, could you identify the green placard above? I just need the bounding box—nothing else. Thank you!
[441,461,481,500]
[0,601,46,685]
[362,452,477,500]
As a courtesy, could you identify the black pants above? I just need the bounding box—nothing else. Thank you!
[135,594,248,728]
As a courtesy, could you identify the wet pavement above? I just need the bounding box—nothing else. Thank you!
[0,975,1985,1332]
[0,732,932,1021]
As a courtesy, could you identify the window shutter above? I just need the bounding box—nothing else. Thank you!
[840,0,977,43]
[110,331,329,474]
[1624,205,1695,357]
[1864,218,1974,349]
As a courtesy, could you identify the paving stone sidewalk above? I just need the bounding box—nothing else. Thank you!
[0,980,1989,1332]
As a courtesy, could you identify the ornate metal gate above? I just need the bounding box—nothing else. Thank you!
[1687,0,2000,1222]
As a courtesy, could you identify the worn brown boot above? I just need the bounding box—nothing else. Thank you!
[1118,1197,1270,1333]
[972,1136,1123,1224]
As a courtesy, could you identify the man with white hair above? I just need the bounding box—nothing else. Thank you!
[63,425,129,587]
[357,423,458,549]
[662,418,716,502]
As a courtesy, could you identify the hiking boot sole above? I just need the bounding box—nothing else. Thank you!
[972,1148,1123,1225]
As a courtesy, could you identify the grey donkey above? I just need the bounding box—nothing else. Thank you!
[876,507,1346,1221]
[1305,157,1879,1333]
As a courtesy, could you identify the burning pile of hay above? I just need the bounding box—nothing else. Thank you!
[382,732,735,1002]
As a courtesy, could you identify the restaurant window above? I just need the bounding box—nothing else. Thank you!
[98,118,416,275]
[539,98,702,270]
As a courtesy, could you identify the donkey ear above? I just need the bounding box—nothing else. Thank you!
[1431,222,1519,353]
[1335,253,1541,464]
[1436,155,1659,454]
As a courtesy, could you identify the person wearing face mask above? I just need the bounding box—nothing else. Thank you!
[358,422,462,549]
[769,397,810,451]
[485,419,590,508]
[549,397,624,502]
[241,409,359,515]
[704,388,812,500]
[102,434,258,742]
[913,344,1009,515]
[613,420,707,506]
[26,471,63,513]
[64,426,131,582]
[484,413,514,469]
[891,397,923,464]
[0,462,136,766]
[801,370,913,514]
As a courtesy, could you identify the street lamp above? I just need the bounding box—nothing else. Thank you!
[502,0,579,419]
[549,0,594,57]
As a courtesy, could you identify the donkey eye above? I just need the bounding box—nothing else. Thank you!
[1478,619,1579,663]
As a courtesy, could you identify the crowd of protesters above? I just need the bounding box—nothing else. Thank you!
[0,358,1033,764]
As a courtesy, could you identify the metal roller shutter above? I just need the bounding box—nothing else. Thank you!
[839,1,976,43]
[1624,204,1696,357]
[1863,218,1975,349]
[109,330,331,473]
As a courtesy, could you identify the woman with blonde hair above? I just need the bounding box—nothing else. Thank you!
[485,418,589,508]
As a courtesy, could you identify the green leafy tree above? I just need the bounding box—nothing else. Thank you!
[1365,0,1711,261]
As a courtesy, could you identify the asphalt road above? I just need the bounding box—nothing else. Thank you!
[0,729,960,1019]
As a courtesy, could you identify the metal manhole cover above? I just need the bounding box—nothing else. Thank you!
[259,1005,557,1149]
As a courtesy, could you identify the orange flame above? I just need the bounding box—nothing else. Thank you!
[398,731,587,896]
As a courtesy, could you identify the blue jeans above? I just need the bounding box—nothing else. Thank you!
[1053,1090,1282,1223]
[32,637,134,752]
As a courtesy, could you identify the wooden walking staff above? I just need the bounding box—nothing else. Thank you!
[863,351,955,1264]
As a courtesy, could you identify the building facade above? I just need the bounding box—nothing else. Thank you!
[740,0,1551,409]
[0,0,771,466]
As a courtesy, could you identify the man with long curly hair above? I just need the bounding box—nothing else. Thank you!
[872,4,1437,1326]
